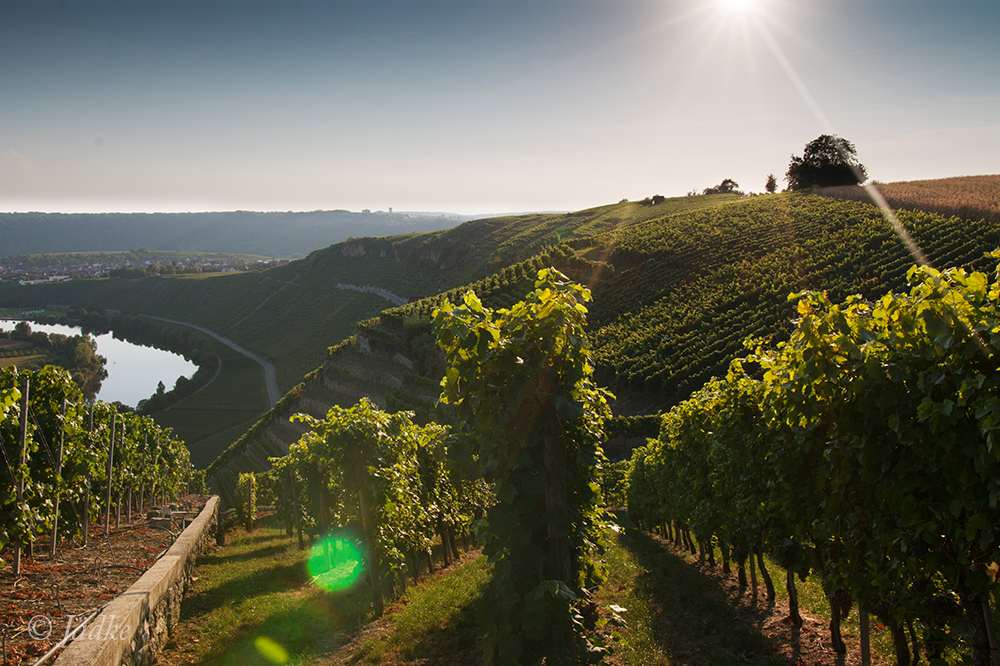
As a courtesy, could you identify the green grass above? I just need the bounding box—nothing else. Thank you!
[346,554,490,665]
[150,338,270,468]
[164,511,898,666]
[762,554,896,661]
[161,514,489,666]
[597,522,787,666]
[165,518,371,666]
[603,518,896,664]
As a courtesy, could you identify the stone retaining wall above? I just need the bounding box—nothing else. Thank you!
[52,496,220,666]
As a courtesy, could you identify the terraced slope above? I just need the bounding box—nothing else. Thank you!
[0,194,737,465]
[206,192,1000,497]
[587,194,1000,404]
[0,194,736,391]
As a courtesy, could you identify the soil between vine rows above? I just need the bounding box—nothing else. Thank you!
[0,495,209,666]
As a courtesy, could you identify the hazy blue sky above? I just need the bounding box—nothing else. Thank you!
[2,0,997,214]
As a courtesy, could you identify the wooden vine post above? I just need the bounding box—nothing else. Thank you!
[104,411,116,535]
[83,404,93,546]
[138,435,147,514]
[356,479,383,616]
[13,376,29,575]
[49,398,66,558]
[625,261,1000,666]
[542,418,571,585]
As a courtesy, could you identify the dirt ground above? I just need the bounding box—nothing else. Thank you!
[648,534,887,666]
[0,495,208,666]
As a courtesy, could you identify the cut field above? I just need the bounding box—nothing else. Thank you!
[819,174,1000,224]
[0,352,47,368]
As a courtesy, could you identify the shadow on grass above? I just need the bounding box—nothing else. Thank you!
[368,608,484,666]
[205,589,366,666]
[181,559,312,623]
[199,541,297,565]
[351,552,488,666]
[611,522,789,666]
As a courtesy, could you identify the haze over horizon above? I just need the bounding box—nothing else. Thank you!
[2,0,997,216]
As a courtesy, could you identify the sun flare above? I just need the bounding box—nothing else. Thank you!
[723,0,755,13]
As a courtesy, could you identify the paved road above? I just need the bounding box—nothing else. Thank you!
[140,315,280,407]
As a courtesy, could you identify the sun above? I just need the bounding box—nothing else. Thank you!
[723,0,755,13]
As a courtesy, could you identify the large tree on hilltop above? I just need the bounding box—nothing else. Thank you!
[785,134,867,190]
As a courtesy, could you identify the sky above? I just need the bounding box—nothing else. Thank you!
[2,0,998,215]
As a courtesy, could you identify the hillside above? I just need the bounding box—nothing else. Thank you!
[0,209,470,259]
[6,186,999,487]
[0,194,738,389]
[204,191,1000,499]
[0,193,737,464]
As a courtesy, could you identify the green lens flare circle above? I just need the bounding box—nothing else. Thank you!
[307,533,364,591]
[254,636,289,664]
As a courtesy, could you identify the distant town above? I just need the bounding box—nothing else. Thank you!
[0,251,290,284]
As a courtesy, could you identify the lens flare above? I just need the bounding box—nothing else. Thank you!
[254,636,289,664]
[307,533,364,591]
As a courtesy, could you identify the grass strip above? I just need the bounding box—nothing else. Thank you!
[597,525,786,666]
[159,519,370,666]
[344,552,489,665]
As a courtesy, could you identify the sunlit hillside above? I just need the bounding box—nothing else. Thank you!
[207,190,1000,493]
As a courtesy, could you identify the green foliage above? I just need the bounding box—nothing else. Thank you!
[590,195,1000,406]
[188,468,207,494]
[628,259,1000,665]
[766,173,778,194]
[236,472,257,532]
[785,134,867,190]
[0,366,194,562]
[434,268,612,665]
[599,460,631,509]
[267,399,493,616]
[602,415,661,440]
[0,321,108,401]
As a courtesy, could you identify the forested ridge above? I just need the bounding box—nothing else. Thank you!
[0,210,468,259]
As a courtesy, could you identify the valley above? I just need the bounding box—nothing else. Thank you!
[3,175,1000,665]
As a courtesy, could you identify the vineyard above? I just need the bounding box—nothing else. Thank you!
[217,270,614,665]
[585,194,1000,408]
[627,261,1000,666]
[343,194,1000,423]
[0,365,200,664]
[1,366,197,573]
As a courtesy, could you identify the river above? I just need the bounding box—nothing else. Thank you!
[1,321,197,408]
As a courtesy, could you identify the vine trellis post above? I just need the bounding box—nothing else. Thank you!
[13,376,29,575]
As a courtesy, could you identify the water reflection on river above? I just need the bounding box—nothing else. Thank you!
[1,321,197,407]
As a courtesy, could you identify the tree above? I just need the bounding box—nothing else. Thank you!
[702,178,741,195]
[765,173,777,194]
[785,134,867,190]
